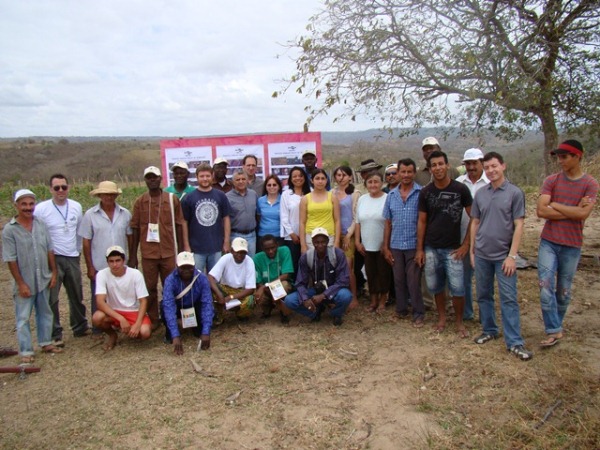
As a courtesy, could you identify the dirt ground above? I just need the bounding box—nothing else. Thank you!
[0,202,599,449]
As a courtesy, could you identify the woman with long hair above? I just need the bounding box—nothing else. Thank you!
[355,172,391,313]
[280,166,311,273]
[333,166,360,308]
[299,168,341,253]
[256,174,283,252]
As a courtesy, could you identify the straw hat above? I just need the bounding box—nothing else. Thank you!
[90,181,122,196]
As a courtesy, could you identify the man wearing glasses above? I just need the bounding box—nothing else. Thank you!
[383,164,400,193]
[35,174,90,346]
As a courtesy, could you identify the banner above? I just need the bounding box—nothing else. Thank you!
[160,132,322,187]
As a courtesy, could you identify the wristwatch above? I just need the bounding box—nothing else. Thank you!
[508,254,517,260]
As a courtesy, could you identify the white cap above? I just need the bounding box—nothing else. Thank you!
[311,227,329,239]
[144,166,161,177]
[213,157,228,165]
[302,149,316,157]
[422,137,439,148]
[105,245,126,258]
[462,148,484,162]
[172,161,189,171]
[14,189,36,202]
[176,251,195,267]
[231,237,248,252]
[385,163,398,173]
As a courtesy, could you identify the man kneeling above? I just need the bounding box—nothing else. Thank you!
[92,246,151,350]
[161,252,214,355]
[284,228,352,326]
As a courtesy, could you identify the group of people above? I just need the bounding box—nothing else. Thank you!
[3,138,597,363]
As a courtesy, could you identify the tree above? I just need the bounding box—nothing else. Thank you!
[278,0,600,174]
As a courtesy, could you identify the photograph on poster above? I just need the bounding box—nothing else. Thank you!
[164,146,212,187]
[268,141,317,185]
[215,144,264,180]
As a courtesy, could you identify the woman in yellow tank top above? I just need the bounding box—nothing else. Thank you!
[299,169,341,253]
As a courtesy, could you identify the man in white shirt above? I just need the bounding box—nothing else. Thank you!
[92,246,151,351]
[208,238,256,323]
[456,149,489,321]
[35,174,89,346]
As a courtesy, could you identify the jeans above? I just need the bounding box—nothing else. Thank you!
[284,288,352,320]
[538,238,581,334]
[463,257,474,320]
[424,247,464,297]
[391,249,424,320]
[194,252,222,274]
[14,289,53,356]
[49,255,88,339]
[231,231,256,258]
[475,256,524,348]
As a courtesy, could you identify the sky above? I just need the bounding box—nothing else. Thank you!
[0,0,376,137]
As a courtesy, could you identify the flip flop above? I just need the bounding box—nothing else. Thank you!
[413,319,425,328]
[432,324,445,333]
[540,335,561,348]
[21,355,35,364]
[457,327,470,339]
[41,345,63,354]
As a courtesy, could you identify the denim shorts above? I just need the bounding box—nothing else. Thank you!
[424,247,465,297]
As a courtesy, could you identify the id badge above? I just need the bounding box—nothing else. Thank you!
[146,223,160,243]
[181,307,198,328]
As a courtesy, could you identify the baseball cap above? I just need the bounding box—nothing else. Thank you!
[176,251,195,267]
[172,161,189,171]
[105,245,126,258]
[551,139,584,157]
[311,227,329,239]
[462,148,484,162]
[14,189,36,202]
[302,149,316,157]
[385,163,398,173]
[422,137,439,148]
[231,237,249,252]
[213,157,228,165]
[144,166,161,177]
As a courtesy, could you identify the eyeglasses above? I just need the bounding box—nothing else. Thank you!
[385,171,397,176]
[52,185,69,191]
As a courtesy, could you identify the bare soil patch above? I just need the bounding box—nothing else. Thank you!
[0,201,599,449]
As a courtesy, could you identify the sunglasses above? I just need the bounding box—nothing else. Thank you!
[385,171,397,176]
[53,185,69,191]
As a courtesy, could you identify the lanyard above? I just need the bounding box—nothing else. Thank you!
[148,194,163,224]
[52,201,69,229]
[313,253,327,283]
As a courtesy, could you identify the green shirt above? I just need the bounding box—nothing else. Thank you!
[253,246,294,285]
[165,184,196,200]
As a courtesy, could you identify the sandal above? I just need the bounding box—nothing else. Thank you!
[540,335,562,348]
[474,333,497,344]
[413,318,425,328]
[432,324,445,333]
[457,327,470,339]
[21,355,35,364]
[41,345,63,354]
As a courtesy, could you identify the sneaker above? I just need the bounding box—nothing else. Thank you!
[332,316,343,327]
[280,312,290,325]
[53,339,65,348]
[73,328,92,338]
[508,345,533,361]
[163,336,172,345]
[474,333,498,345]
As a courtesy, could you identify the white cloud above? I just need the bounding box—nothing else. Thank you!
[0,0,373,137]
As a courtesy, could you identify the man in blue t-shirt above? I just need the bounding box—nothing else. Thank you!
[181,163,231,273]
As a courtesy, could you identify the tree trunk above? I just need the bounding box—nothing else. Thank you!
[539,107,559,176]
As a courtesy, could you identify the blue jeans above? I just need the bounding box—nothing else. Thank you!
[424,247,464,297]
[538,239,581,334]
[231,231,256,258]
[475,256,524,348]
[194,252,222,274]
[14,289,53,356]
[463,257,474,320]
[284,288,352,320]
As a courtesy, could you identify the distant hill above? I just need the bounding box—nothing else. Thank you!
[0,129,546,185]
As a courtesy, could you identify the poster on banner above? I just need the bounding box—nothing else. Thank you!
[160,132,322,188]
[162,146,212,187]
[215,144,264,180]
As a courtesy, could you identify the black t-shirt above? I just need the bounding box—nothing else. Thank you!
[418,179,472,249]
